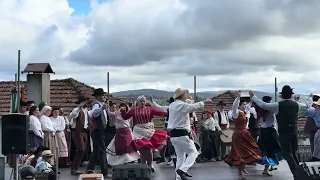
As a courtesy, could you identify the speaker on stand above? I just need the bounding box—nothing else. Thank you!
[1,113,29,180]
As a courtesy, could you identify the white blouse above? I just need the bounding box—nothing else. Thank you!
[204,117,221,131]
[50,116,66,132]
[40,115,55,132]
[29,115,44,138]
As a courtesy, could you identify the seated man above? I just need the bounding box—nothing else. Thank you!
[25,146,50,167]
[35,150,57,180]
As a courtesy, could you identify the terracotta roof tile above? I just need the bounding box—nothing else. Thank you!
[0,78,127,115]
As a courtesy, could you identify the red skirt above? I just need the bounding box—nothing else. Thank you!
[225,128,261,166]
[115,128,138,155]
[135,130,169,150]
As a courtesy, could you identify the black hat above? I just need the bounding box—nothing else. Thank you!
[75,95,89,104]
[216,101,226,106]
[280,85,294,95]
[313,95,320,102]
[262,96,272,102]
[92,88,106,96]
[167,97,174,104]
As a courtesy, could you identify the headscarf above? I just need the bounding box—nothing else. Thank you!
[38,101,47,111]
[137,95,146,101]
[40,105,52,116]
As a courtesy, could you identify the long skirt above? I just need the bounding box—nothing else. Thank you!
[28,131,43,150]
[313,129,320,159]
[256,127,282,166]
[190,128,201,152]
[133,123,169,150]
[225,128,261,166]
[56,131,69,167]
[200,130,218,160]
[107,128,140,166]
[43,132,57,165]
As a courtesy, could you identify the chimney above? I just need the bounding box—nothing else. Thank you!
[22,63,55,105]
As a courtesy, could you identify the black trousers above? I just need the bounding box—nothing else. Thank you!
[279,133,299,177]
[87,130,108,174]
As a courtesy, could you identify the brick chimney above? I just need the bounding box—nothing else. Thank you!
[22,63,55,105]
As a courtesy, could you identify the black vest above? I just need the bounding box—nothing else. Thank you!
[276,100,299,135]
[93,103,107,131]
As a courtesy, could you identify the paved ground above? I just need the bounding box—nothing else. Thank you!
[5,161,294,180]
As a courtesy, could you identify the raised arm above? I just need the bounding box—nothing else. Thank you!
[232,97,240,119]
[251,96,279,114]
[151,107,167,117]
[121,109,134,120]
[151,100,169,111]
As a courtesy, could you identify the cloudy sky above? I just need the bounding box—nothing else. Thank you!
[1,0,320,94]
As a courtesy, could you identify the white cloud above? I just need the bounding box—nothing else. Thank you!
[1,0,320,95]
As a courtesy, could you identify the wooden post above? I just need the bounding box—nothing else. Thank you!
[107,72,110,101]
[194,76,197,102]
[17,50,21,112]
[275,77,278,102]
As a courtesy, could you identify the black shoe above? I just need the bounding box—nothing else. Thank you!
[86,169,94,174]
[176,169,188,180]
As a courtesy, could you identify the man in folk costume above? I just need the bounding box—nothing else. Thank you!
[168,88,212,180]
[213,101,229,161]
[249,86,313,179]
[50,107,69,167]
[86,88,111,178]
[69,95,90,175]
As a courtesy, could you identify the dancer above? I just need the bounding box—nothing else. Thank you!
[253,96,282,176]
[202,110,220,161]
[86,88,110,178]
[213,101,229,160]
[168,88,212,180]
[304,97,320,161]
[69,95,89,175]
[150,96,176,165]
[224,91,261,180]
[186,99,201,153]
[249,86,312,179]
[121,95,168,172]
[107,103,140,166]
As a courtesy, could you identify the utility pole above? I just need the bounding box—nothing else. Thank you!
[275,77,278,102]
[194,76,197,102]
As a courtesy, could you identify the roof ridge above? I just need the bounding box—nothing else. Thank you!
[67,78,89,99]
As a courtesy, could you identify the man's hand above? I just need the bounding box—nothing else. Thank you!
[102,104,108,110]
[248,90,254,98]
[150,96,154,102]
[203,98,212,103]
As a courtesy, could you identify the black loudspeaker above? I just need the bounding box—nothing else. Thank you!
[1,114,29,155]
[112,164,151,180]
[295,162,320,180]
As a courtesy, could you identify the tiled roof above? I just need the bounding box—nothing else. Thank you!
[0,78,127,115]
[22,63,54,74]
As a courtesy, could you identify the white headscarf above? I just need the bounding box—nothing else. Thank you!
[41,106,52,116]
[137,95,146,101]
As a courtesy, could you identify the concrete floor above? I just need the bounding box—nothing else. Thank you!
[5,161,294,180]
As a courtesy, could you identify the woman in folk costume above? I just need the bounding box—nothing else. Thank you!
[253,96,282,176]
[121,95,168,172]
[224,91,261,180]
[304,97,320,161]
[50,107,69,167]
[107,103,140,165]
[28,106,44,150]
[39,106,57,165]
[201,110,221,161]
[185,99,201,152]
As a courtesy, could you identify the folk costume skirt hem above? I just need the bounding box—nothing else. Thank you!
[224,128,261,166]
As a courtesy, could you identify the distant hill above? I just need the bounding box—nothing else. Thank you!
[112,89,275,99]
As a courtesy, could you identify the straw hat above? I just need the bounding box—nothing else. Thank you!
[173,88,189,99]
[314,99,320,106]
[42,150,53,157]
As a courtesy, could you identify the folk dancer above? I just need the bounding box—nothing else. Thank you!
[150,96,176,165]
[106,103,140,166]
[105,102,117,151]
[121,95,168,172]
[224,91,261,180]
[59,107,71,164]
[253,96,282,176]
[69,95,90,175]
[186,99,201,153]
[303,95,320,161]
[213,101,229,160]
[51,107,69,167]
[168,88,212,180]
[86,88,111,178]
[303,95,320,155]
[249,86,313,178]
[28,106,44,150]
[202,110,221,161]
[39,106,57,165]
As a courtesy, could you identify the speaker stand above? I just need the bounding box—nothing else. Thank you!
[14,154,19,180]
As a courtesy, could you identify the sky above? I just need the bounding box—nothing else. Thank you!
[1,0,320,94]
